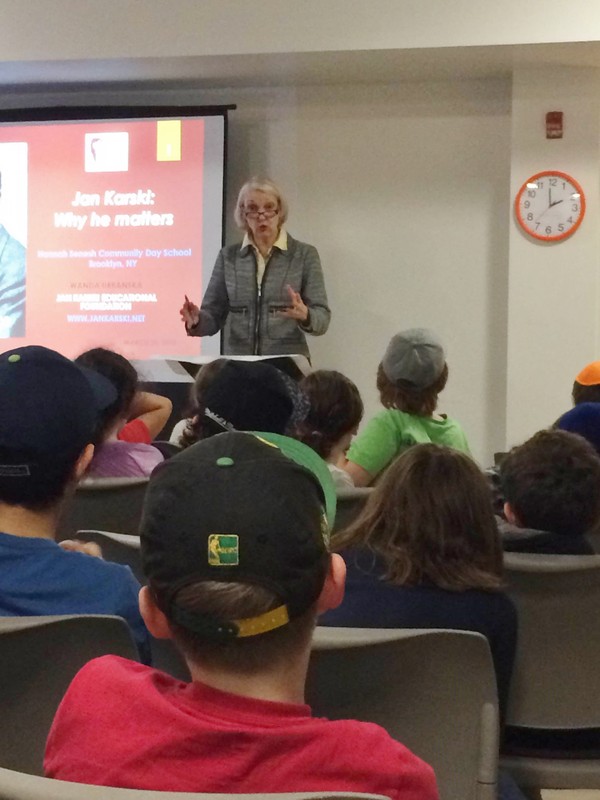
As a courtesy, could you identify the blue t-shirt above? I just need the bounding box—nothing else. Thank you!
[0,531,150,663]
[321,548,517,720]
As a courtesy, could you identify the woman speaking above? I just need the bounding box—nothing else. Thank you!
[180,178,330,358]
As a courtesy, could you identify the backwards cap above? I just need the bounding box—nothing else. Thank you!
[202,360,305,435]
[0,345,116,475]
[141,432,332,641]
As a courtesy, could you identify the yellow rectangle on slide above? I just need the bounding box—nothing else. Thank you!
[157,120,182,161]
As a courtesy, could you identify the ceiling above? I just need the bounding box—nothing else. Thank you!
[2,40,600,93]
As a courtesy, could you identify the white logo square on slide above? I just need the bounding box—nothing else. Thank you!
[85,132,129,172]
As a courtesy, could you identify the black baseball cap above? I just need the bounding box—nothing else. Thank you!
[202,360,297,435]
[140,431,330,640]
[0,345,117,473]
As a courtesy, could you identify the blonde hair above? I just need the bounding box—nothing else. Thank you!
[234,177,289,229]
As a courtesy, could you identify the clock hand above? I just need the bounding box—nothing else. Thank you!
[549,187,552,207]
[549,199,564,208]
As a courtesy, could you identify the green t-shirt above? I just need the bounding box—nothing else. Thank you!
[346,408,470,478]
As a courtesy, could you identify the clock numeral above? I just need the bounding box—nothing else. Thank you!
[545,225,552,235]
[524,200,530,209]
[528,190,536,198]
[562,182,566,190]
[538,181,544,188]
[567,217,574,224]
[572,204,579,212]
[549,178,557,186]
[558,224,565,233]
[535,223,540,230]
[526,213,534,221]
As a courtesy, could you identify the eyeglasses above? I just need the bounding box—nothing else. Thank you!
[245,205,279,219]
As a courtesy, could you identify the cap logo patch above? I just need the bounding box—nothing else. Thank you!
[208,534,239,566]
[0,464,31,476]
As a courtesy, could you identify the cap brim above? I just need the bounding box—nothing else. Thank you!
[251,431,336,530]
[77,364,118,412]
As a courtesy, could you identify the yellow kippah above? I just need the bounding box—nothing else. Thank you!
[575,361,600,386]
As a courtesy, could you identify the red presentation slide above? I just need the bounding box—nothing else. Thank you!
[0,116,214,359]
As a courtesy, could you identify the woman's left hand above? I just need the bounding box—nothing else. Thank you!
[279,284,308,322]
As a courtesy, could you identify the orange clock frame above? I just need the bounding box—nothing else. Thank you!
[514,170,586,243]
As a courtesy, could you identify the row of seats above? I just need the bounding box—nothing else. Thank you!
[53,480,600,794]
[0,764,385,800]
[58,480,372,540]
[0,616,495,799]
[3,546,600,798]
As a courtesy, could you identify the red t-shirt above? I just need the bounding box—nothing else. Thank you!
[45,656,438,799]
[118,419,151,444]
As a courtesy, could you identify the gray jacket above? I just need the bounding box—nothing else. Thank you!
[189,234,330,357]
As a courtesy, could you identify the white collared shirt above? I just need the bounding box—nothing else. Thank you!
[242,229,288,287]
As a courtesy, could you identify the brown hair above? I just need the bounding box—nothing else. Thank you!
[377,362,449,416]
[500,429,600,537]
[572,381,600,406]
[295,370,363,459]
[180,359,230,449]
[158,580,317,673]
[333,444,503,591]
[75,347,138,443]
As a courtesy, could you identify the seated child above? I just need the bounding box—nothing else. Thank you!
[556,402,600,455]
[169,358,229,447]
[0,345,150,662]
[343,328,470,486]
[45,432,438,800]
[75,348,164,478]
[499,429,600,555]
[177,360,303,444]
[322,443,516,722]
[295,369,364,490]
[572,360,600,405]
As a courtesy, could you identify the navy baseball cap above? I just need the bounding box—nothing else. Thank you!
[202,360,297,435]
[0,346,117,471]
[141,432,330,640]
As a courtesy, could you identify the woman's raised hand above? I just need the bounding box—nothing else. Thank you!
[180,295,200,328]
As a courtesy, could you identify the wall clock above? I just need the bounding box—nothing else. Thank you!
[514,170,585,242]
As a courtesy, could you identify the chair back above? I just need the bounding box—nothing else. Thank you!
[308,627,498,800]
[75,530,144,582]
[0,615,137,775]
[0,767,391,800]
[333,488,372,533]
[58,477,148,539]
[73,531,191,681]
[504,552,600,728]
[151,440,181,459]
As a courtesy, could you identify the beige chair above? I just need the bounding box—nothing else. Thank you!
[501,552,600,790]
[308,627,499,800]
[333,488,372,533]
[73,530,191,681]
[75,529,144,582]
[0,767,391,800]
[0,615,138,776]
[58,477,149,540]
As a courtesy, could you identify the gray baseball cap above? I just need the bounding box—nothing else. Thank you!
[381,328,445,390]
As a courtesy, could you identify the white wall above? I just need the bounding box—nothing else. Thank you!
[3,78,511,463]
[506,67,600,448]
